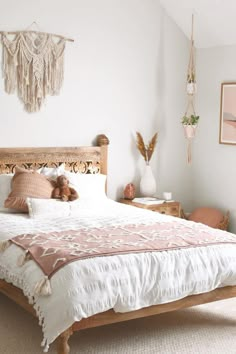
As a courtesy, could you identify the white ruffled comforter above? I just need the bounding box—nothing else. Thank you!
[0,198,236,352]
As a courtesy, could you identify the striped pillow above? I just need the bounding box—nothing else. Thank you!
[4,167,54,212]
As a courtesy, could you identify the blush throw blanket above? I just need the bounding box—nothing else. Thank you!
[1,220,236,296]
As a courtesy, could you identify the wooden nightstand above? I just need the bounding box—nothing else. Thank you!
[119,199,181,217]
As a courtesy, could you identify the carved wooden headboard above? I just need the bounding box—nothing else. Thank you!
[0,134,109,175]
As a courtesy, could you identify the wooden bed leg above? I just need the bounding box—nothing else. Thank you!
[57,327,73,354]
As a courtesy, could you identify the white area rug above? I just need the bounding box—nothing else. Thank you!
[0,294,236,354]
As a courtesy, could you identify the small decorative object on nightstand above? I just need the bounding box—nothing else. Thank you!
[136,132,158,197]
[120,198,181,217]
[123,183,136,200]
[163,192,172,201]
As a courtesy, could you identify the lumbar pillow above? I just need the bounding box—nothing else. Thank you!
[4,167,54,212]
[27,198,71,218]
[27,197,81,218]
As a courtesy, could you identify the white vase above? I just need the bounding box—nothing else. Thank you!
[140,164,156,197]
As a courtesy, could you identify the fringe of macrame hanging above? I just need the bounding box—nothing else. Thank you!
[187,140,192,164]
[1,32,66,113]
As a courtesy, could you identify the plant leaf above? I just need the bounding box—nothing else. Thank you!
[147,132,158,161]
[136,132,147,161]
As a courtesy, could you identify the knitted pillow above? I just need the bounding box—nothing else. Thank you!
[4,167,53,212]
[188,207,224,228]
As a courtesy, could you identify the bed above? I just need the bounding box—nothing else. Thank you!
[0,134,236,354]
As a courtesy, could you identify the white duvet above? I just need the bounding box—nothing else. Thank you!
[0,198,236,352]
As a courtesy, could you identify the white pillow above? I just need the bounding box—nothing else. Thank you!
[65,172,107,200]
[0,174,16,212]
[39,164,65,180]
[27,198,80,218]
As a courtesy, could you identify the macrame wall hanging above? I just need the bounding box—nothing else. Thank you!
[181,14,200,164]
[0,23,74,113]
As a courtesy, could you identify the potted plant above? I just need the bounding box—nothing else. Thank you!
[181,114,200,139]
[136,132,158,197]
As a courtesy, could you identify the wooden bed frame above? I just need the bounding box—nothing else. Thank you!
[0,134,236,354]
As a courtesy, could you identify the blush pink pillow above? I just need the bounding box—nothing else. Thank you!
[188,207,224,228]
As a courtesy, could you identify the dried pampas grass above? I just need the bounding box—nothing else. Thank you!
[136,132,158,162]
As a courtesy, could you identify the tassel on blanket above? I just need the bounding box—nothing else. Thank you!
[17,250,31,267]
[0,240,11,252]
[34,276,52,296]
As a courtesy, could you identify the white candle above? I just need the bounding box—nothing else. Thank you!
[163,192,172,201]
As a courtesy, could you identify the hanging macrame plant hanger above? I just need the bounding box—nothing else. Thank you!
[186,15,196,96]
[182,14,199,164]
[183,97,198,164]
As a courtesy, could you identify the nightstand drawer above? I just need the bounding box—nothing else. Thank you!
[157,205,180,216]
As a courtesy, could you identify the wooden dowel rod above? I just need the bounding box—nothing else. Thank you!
[0,30,74,42]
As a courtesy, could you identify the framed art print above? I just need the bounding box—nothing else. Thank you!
[219,82,236,145]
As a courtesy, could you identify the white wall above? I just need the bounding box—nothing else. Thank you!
[194,45,236,232]
[155,10,192,209]
[0,0,191,207]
